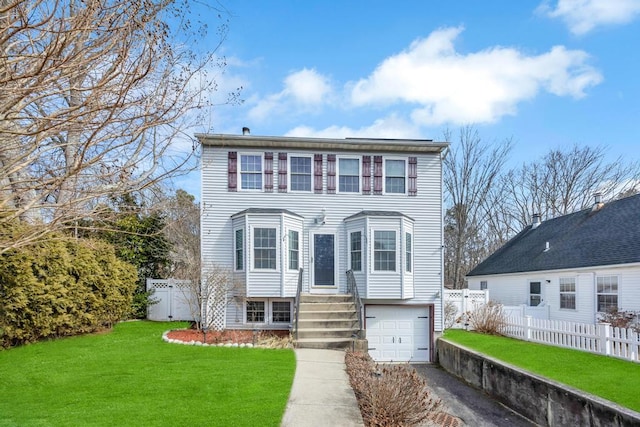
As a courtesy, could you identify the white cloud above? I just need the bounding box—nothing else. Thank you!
[248,68,333,121]
[285,114,421,139]
[539,0,640,35]
[349,27,602,126]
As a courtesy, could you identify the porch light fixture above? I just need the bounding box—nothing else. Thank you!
[315,208,327,225]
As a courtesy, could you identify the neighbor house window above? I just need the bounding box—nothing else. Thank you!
[559,277,576,310]
[234,228,244,271]
[290,156,312,191]
[254,228,276,269]
[374,231,396,271]
[338,158,360,192]
[529,281,541,306]
[480,281,488,290]
[350,231,362,271]
[597,276,618,312]
[272,301,291,323]
[246,301,265,323]
[240,154,262,190]
[288,230,299,270]
[385,159,406,194]
[405,232,412,272]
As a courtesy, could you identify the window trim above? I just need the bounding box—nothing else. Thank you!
[349,230,363,272]
[244,299,292,324]
[383,157,407,195]
[239,153,264,191]
[597,275,618,313]
[559,277,576,310]
[373,229,397,272]
[288,155,313,193]
[288,229,300,271]
[234,227,244,271]
[251,226,278,271]
[337,156,361,194]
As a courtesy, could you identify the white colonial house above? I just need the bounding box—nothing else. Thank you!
[467,194,640,325]
[197,131,448,362]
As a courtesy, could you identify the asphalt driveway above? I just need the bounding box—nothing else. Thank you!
[414,364,537,427]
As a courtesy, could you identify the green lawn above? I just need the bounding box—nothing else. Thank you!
[443,329,640,412]
[0,321,295,427]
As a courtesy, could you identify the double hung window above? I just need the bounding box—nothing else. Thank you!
[288,230,299,270]
[405,232,412,272]
[559,277,576,309]
[350,231,362,271]
[339,158,360,192]
[240,155,262,190]
[246,301,265,322]
[290,156,312,191]
[374,231,396,271]
[385,159,406,194]
[234,229,244,271]
[597,276,618,312]
[253,228,276,270]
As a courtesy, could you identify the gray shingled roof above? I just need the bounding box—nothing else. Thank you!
[467,194,640,276]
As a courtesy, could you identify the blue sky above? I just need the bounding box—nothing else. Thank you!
[175,0,640,193]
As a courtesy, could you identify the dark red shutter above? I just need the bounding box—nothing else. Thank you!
[228,151,237,192]
[278,153,288,192]
[373,156,383,195]
[314,154,323,193]
[408,157,417,196]
[264,152,273,192]
[362,155,371,195]
[327,154,336,194]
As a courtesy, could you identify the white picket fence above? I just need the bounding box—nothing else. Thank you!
[146,279,196,322]
[502,316,640,363]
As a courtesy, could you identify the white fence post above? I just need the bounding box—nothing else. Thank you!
[598,322,611,356]
[524,316,532,341]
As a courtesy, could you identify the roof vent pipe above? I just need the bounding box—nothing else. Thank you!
[592,192,604,211]
[544,241,550,252]
[532,213,541,229]
[242,127,250,135]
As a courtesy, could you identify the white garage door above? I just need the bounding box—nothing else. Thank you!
[365,305,431,363]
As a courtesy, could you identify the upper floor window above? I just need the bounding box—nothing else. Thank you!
[253,228,276,269]
[374,230,396,271]
[405,232,412,272]
[234,228,244,271]
[288,230,299,270]
[339,158,360,193]
[385,159,406,194]
[290,156,312,191]
[350,231,362,271]
[240,155,262,190]
[559,277,576,310]
[597,276,618,312]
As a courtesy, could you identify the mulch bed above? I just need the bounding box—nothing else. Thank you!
[166,328,289,345]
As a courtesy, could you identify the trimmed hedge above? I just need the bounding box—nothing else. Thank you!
[0,236,137,348]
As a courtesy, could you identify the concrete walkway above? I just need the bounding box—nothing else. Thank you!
[281,348,364,427]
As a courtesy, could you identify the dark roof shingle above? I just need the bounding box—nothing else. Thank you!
[467,194,640,276]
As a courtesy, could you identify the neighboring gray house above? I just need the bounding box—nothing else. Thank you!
[467,194,640,324]
[197,131,448,362]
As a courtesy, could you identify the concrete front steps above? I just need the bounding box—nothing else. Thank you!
[294,294,360,349]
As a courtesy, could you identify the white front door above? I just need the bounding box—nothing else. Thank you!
[365,305,431,362]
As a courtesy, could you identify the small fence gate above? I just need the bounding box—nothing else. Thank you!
[146,279,196,321]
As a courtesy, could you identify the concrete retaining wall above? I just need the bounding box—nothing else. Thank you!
[437,338,640,427]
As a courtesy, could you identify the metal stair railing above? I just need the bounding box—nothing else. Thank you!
[346,270,364,338]
[293,268,303,341]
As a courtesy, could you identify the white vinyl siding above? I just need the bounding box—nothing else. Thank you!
[201,146,444,330]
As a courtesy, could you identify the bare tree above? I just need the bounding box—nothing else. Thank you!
[497,145,640,231]
[443,126,512,288]
[0,0,236,252]
[160,189,200,278]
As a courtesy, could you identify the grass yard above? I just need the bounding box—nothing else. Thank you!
[443,329,640,412]
[0,321,295,427]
